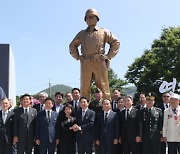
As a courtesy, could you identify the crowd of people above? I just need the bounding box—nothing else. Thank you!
[0,87,180,154]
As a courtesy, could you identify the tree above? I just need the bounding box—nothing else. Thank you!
[125,27,180,104]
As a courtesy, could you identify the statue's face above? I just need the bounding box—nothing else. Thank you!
[85,15,98,26]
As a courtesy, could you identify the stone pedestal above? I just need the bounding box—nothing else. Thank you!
[0,44,16,105]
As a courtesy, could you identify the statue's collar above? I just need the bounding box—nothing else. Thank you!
[86,26,99,32]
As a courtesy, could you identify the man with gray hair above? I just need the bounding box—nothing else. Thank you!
[33,92,48,112]
[33,92,48,154]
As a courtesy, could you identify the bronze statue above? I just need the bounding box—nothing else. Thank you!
[69,8,120,99]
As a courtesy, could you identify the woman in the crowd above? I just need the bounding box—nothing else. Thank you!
[58,103,76,154]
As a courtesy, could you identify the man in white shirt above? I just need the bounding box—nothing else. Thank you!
[72,97,95,154]
[69,88,81,112]
[136,93,147,110]
[52,92,64,113]
[163,93,180,154]
[111,89,121,111]
[35,97,59,154]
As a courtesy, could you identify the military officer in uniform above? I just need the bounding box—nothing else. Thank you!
[69,8,120,100]
[139,95,163,154]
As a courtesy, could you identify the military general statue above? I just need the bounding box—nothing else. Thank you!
[69,8,120,100]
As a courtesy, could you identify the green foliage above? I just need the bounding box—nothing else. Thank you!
[15,95,20,108]
[125,27,180,104]
[108,68,128,93]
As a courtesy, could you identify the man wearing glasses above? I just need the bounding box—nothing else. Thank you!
[158,92,170,154]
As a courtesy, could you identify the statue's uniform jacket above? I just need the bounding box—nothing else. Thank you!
[69,26,120,99]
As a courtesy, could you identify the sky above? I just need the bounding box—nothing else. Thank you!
[0,0,180,96]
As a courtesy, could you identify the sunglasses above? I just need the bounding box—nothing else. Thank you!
[163,96,170,98]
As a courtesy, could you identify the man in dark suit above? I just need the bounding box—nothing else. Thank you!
[114,97,125,154]
[135,93,147,111]
[69,88,81,112]
[65,92,73,103]
[52,92,64,113]
[114,97,125,113]
[0,98,14,154]
[13,94,37,154]
[72,96,95,154]
[33,92,48,154]
[7,98,17,154]
[158,92,170,154]
[52,92,64,154]
[33,92,48,112]
[95,99,119,154]
[135,93,147,154]
[35,97,59,154]
[119,96,141,154]
[111,89,121,111]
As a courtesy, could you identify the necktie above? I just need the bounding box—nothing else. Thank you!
[113,102,117,110]
[82,110,85,121]
[104,112,108,124]
[3,112,7,124]
[75,101,78,112]
[47,111,50,122]
[40,104,43,111]
[166,104,169,109]
[148,108,151,116]
[25,109,28,122]
[126,109,129,121]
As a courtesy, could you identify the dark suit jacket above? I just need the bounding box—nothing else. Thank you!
[33,103,43,112]
[158,103,165,113]
[13,107,37,143]
[135,104,146,111]
[135,104,141,110]
[76,108,95,142]
[157,103,168,114]
[0,110,14,144]
[111,101,118,111]
[35,110,59,143]
[96,110,119,145]
[69,100,81,112]
[119,107,140,142]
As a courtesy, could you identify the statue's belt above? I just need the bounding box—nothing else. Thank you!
[82,54,103,62]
